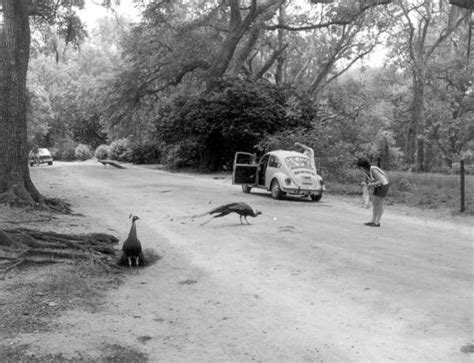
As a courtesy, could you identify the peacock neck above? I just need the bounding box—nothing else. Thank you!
[128,221,137,239]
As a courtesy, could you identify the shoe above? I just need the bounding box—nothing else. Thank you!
[364,222,380,227]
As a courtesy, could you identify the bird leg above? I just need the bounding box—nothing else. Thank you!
[244,216,250,225]
[239,215,243,224]
[127,257,132,271]
[135,256,140,269]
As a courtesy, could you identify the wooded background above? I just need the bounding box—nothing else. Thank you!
[3,0,474,181]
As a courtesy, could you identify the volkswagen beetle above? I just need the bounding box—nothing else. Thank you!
[232,150,324,201]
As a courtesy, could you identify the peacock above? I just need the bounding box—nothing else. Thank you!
[121,214,143,271]
[195,202,262,226]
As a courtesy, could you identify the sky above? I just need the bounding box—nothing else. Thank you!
[78,0,141,28]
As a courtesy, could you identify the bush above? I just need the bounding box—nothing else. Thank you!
[155,78,314,171]
[51,139,77,161]
[161,141,203,169]
[75,144,93,161]
[94,144,110,160]
[109,139,131,162]
[127,142,163,164]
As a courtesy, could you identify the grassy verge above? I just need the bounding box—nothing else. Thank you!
[326,170,474,215]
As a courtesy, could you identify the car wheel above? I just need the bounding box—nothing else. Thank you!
[311,193,322,202]
[242,184,251,194]
[271,180,283,200]
[48,161,53,165]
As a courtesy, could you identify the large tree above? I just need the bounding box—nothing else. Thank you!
[103,0,393,136]
[0,0,98,207]
[389,0,469,171]
[0,1,40,206]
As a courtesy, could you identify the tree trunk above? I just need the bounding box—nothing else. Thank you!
[0,0,43,206]
[274,5,286,85]
[206,0,283,91]
[406,76,425,170]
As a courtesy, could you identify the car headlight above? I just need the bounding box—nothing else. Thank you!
[285,177,291,185]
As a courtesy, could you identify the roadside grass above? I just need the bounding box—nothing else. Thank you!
[326,170,474,215]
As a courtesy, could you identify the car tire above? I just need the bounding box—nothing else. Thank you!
[48,161,53,165]
[311,193,322,202]
[271,180,283,200]
[242,184,251,194]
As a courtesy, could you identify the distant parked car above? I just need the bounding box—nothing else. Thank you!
[233,150,325,201]
[29,148,53,166]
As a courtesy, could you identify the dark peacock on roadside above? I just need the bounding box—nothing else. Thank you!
[121,214,144,270]
[195,202,262,226]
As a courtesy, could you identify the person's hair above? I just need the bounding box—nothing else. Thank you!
[356,157,371,170]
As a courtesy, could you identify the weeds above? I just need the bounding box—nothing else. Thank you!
[326,170,474,215]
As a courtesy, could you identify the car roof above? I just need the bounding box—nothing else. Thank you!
[266,150,308,159]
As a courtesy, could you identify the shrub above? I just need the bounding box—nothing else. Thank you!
[94,144,110,160]
[155,78,314,171]
[109,139,131,162]
[52,139,77,161]
[127,142,163,164]
[75,144,93,161]
[160,141,203,169]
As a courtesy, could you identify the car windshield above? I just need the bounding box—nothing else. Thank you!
[38,149,50,155]
[285,156,312,170]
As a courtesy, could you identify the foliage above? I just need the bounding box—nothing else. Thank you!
[94,144,111,160]
[385,0,470,170]
[19,0,473,178]
[369,130,403,169]
[108,138,131,162]
[126,142,163,165]
[155,78,313,170]
[25,82,53,147]
[75,144,93,161]
[51,138,77,161]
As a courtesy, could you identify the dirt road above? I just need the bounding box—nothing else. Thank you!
[7,161,473,361]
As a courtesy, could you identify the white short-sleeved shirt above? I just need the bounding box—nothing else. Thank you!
[370,166,389,185]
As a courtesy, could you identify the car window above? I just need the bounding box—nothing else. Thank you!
[268,155,279,168]
[285,156,312,169]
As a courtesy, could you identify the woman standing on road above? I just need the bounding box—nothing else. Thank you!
[357,158,390,227]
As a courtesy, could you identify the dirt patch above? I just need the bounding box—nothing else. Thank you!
[0,262,123,339]
[0,344,75,362]
[99,343,148,362]
[0,203,128,359]
[0,342,148,362]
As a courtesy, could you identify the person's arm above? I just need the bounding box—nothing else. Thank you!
[294,142,312,152]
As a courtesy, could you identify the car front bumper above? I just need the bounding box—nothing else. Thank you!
[282,186,323,195]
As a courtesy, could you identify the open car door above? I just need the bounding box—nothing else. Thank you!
[233,152,258,185]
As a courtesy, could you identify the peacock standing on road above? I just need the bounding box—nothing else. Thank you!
[195,202,262,226]
[121,214,144,271]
